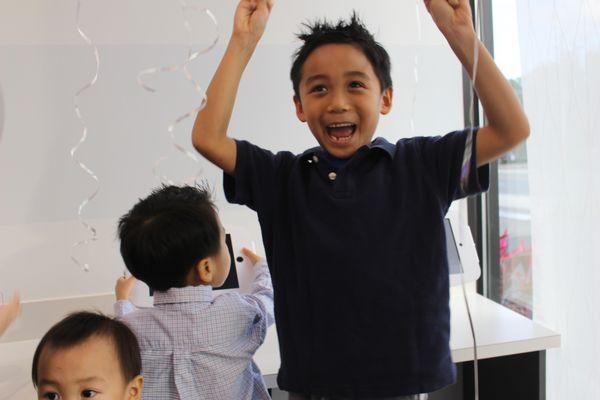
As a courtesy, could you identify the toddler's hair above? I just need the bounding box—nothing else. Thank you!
[118,184,220,291]
[32,311,141,386]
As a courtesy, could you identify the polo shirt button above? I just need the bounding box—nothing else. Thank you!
[328,172,337,181]
[312,155,319,163]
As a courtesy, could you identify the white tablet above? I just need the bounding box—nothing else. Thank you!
[445,217,481,286]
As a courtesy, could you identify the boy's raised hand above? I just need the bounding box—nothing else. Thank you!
[233,0,275,46]
[424,0,475,41]
[241,247,263,266]
[191,0,275,175]
[115,275,137,301]
[425,0,530,165]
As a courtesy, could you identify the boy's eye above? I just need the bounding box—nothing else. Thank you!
[349,81,365,89]
[82,390,98,398]
[42,393,60,400]
[310,85,327,93]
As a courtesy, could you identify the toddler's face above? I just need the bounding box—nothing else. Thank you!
[36,335,141,400]
[294,43,392,159]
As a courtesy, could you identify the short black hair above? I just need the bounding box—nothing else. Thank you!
[32,311,141,386]
[290,12,392,98]
[118,184,220,291]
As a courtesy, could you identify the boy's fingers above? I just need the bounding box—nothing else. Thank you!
[426,0,460,11]
[241,247,262,263]
[241,247,257,257]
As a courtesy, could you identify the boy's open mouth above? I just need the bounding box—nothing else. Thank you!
[326,122,356,144]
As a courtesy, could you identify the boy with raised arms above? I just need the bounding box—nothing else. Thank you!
[192,0,529,397]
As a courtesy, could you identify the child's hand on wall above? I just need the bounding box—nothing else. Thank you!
[423,0,475,42]
[241,247,263,266]
[0,291,20,337]
[115,276,137,301]
[232,0,275,47]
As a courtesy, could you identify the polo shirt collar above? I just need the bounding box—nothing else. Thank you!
[153,284,213,305]
[299,137,395,161]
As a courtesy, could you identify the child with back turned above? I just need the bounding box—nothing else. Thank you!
[192,0,529,398]
[114,185,274,399]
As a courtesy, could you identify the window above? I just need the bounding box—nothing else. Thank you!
[490,0,532,318]
[469,0,533,318]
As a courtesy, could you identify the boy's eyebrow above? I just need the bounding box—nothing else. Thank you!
[304,74,329,85]
[304,71,372,86]
[38,376,107,386]
[344,71,371,80]
[38,378,59,386]
[76,376,107,384]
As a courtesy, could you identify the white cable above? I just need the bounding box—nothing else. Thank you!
[462,0,483,399]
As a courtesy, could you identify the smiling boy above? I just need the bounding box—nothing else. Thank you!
[192,0,528,398]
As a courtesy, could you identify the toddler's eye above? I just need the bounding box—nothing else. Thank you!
[349,81,365,89]
[82,390,97,398]
[310,85,327,93]
[42,393,60,400]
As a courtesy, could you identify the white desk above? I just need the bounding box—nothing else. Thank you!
[255,292,560,389]
[0,292,560,398]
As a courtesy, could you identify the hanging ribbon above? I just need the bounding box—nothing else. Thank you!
[71,0,100,272]
[137,2,219,185]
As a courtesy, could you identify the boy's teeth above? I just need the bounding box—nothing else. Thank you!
[327,123,356,142]
[329,133,352,143]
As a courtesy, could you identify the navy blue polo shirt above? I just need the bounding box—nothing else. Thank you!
[224,129,489,397]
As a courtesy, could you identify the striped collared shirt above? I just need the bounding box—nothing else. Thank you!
[115,261,274,400]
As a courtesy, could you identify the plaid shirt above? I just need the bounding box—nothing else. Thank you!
[115,261,274,400]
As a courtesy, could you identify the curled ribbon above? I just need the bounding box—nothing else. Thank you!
[137,2,219,185]
[71,0,100,272]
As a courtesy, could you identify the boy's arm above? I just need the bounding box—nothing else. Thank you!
[241,247,275,327]
[114,276,138,317]
[191,0,274,175]
[425,0,530,167]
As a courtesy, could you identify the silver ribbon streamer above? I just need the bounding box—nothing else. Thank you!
[137,2,219,185]
[71,0,100,272]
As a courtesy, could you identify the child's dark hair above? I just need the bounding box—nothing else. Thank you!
[290,12,392,98]
[31,311,141,386]
[118,184,220,291]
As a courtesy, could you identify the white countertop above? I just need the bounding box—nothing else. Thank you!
[0,292,560,396]
[254,292,560,383]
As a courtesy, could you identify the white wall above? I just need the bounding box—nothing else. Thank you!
[516,0,600,398]
[0,0,464,301]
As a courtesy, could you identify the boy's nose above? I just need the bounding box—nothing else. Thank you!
[326,92,350,113]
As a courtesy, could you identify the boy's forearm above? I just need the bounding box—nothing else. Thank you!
[250,260,275,326]
[191,36,257,161]
[447,32,530,157]
[451,34,529,133]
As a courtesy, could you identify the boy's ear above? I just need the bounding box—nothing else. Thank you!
[195,258,214,284]
[293,95,307,122]
[127,375,144,400]
[380,87,393,115]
